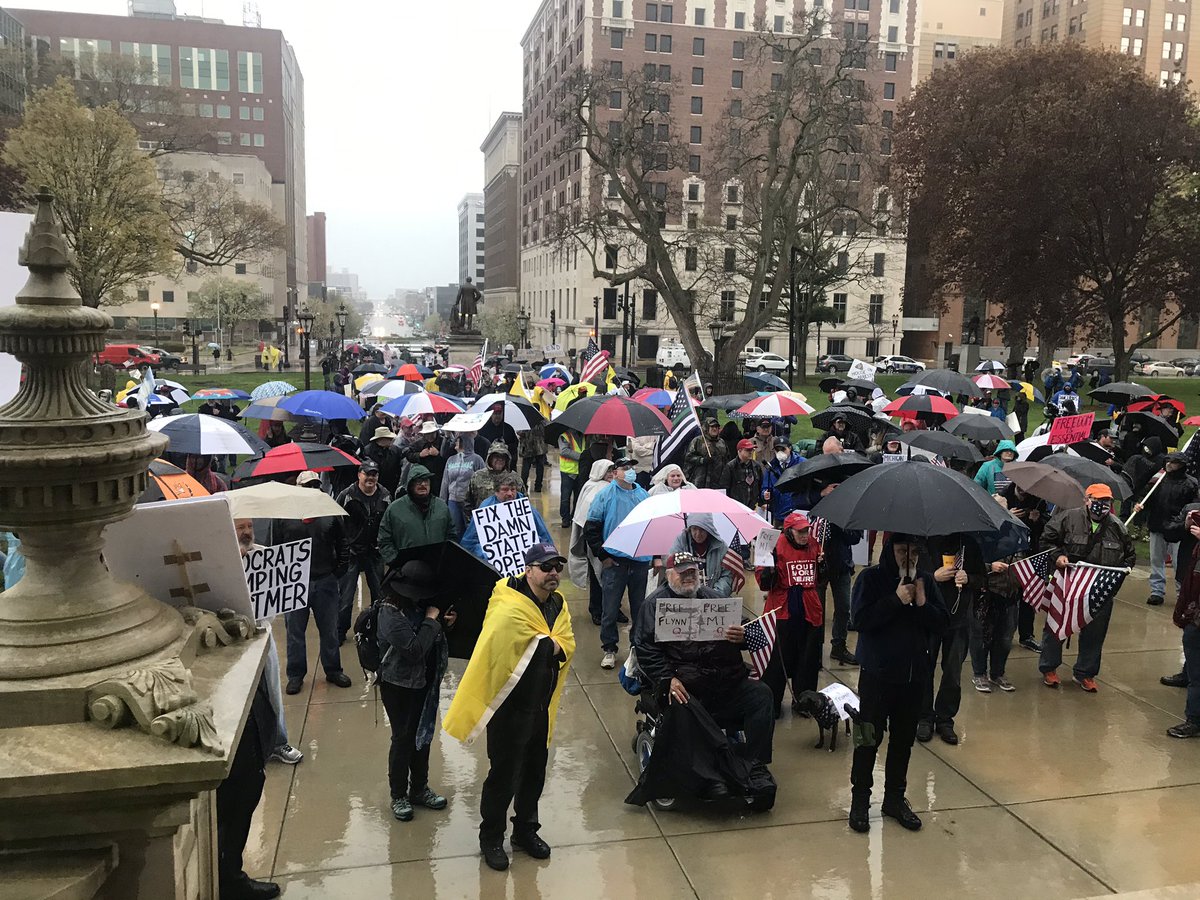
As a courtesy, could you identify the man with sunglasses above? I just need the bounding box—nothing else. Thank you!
[444,542,575,872]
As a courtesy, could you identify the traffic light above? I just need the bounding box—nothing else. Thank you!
[549,309,556,325]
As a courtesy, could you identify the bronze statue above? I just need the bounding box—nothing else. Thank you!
[455,277,483,332]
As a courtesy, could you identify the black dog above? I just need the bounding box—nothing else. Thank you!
[794,691,852,751]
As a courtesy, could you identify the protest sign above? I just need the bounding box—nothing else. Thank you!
[847,359,877,381]
[752,527,781,567]
[819,682,861,721]
[243,539,311,619]
[1047,412,1095,445]
[471,496,540,576]
[654,596,741,642]
[882,453,905,464]
[1007,412,1021,434]
[442,411,491,432]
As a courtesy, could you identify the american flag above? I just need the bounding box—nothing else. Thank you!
[721,532,747,594]
[1012,550,1054,611]
[468,339,487,391]
[931,455,948,468]
[743,609,777,680]
[809,515,830,546]
[1046,562,1127,641]
[579,337,611,384]
[651,385,701,473]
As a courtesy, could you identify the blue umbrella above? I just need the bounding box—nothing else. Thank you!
[387,364,435,378]
[743,371,788,391]
[192,388,251,401]
[250,380,297,401]
[540,362,571,381]
[278,390,367,421]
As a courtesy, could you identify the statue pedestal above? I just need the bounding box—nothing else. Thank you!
[0,631,267,900]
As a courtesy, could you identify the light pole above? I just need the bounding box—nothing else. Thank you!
[336,302,348,365]
[516,307,530,352]
[619,282,631,367]
[708,319,726,392]
[550,307,557,346]
[297,305,315,391]
[891,313,899,355]
[183,320,199,374]
[150,300,159,345]
[281,304,291,369]
[593,295,601,344]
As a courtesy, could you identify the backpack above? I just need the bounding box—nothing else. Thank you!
[353,602,384,675]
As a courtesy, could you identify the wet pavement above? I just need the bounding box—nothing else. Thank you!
[248,483,1200,899]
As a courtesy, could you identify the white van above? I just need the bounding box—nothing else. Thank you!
[656,339,690,369]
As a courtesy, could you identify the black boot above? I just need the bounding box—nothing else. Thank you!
[1161,670,1189,688]
[831,643,859,666]
[848,794,871,833]
[881,796,922,831]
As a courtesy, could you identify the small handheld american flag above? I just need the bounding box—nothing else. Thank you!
[810,515,830,547]
[743,609,777,680]
[1011,550,1054,612]
[468,339,487,391]
[721,532,747,593]
[1046,563,1127,641]
[579,337,611,384]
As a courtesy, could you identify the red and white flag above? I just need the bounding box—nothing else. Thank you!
[1011,550,1054,611]
[579,337,611,384]
[468,339,487,390]
[1046,562,1127,641]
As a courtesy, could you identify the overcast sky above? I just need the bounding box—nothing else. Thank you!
[14,0,526,297]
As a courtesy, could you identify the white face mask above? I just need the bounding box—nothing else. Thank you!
[776,451,790,462]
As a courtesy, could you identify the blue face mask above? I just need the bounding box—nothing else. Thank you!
[623,468,637,484]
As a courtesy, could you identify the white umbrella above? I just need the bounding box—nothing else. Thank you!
[1015,433,1080,460]
[225,482,347,519]
[361,379,425,401]
[976,360,1006,373]
[602,489,772,557]
[147,414,269,455]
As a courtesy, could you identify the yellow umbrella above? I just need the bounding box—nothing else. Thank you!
[554,381,597,411]
[355,373,384,391]
[1016,381,1035,401]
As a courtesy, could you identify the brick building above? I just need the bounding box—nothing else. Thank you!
[480,112,523,312]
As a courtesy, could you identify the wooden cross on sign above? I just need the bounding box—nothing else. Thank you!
[162,540,212,602]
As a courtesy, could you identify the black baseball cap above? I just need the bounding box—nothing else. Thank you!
[359,460,380,474]
[612,456,636,468]
[525,542,566,566]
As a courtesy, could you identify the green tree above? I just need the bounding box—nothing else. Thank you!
[422,313,444,336]
[477,298,519,348]
[188,275,268,348]
[3,79,175,307]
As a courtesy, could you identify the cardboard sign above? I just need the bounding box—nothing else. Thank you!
[1047,412,1095,445]
[882,453,905,464]
[819,682,861,720]
[442,411,491,432]
[654,596,741,642]
[243,539,312,619]
[543,344,563,356]
[752,527,781,566]
[847,359,877,381]
[1007,412,1021,434]
[471,496,540,576]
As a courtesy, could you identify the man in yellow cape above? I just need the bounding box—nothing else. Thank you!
[443,541,575,871]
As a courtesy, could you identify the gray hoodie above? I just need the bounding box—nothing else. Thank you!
[668,512,734,596]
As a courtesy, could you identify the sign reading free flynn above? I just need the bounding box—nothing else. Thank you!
[654,596,742,642]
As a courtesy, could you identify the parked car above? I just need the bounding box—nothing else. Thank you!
[816,353,854,373]
[1139,360,1187,377]
[95,344,161,369]
[743,351,790,373]
[656,340,691,369]
[1170,357,1200,376]
[141,347,181,371]
[873,354,926,374]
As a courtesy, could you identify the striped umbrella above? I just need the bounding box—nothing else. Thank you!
[354,373,384,391]
[192,388,251,400]
[547,395,672,438]
[972,373,1011,390]
[468,393,546,430]
[540,362,571,381]
[360,379,424,401]
[237,395,295,422]
[601,489,772,556]
[232,442,361,482]
[632,387,674,408]
[147,414,269,455]
[380,392,469,417]
[734,391,814,418]
[250,380,298,400]
[278,390,368,421]
[883,395,959,420]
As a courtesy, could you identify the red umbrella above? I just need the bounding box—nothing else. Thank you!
[1128,395,1185,415]
[1183,415,1200,426]
[883,395,959,420]
[393,363,425,382]
[232,441,361,482]
[972,373,1010,391]
[547,395,672,437]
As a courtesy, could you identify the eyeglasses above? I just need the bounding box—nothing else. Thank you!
[535,562,565,573]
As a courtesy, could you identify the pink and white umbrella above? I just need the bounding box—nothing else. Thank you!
[972,373,1010,390]
[734,390,814,418]
[602,489,773,557]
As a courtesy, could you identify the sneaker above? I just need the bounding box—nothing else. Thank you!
[972,675,993,693]
[1161,671,1189,688]
[410,787,447,810]
[284,677,304,695]
[391,797,414,822]
[326,671,352,688]
[990,676,1017,693]
[1019,636,1042,653]
[512,831,552,859]
[561,520,572,530]
[1167,721,1200,739]
[915,720,933,743]
[880,796,923,831]
[481,843,509,871]
[600,651,616,669]
[269,743,303,765]
[1042,671,1061,688]
[1073,675,1099,693]
[1147,595,1165,606]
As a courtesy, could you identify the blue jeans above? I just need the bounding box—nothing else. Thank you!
[1149,532,1180,600]
[338,552,383,639]
[285,574,343,680]
[262,629,288,749]
[448,499,468,537]
[969,602,1018,679]
[559,471,578,524]
[1184,624,1200,724]
[1039,595,1115,680]
[821,569,853,648]
[600,558,649,651]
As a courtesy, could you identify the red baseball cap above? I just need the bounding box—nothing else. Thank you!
[737,438,756,451]
[783,511,811,531]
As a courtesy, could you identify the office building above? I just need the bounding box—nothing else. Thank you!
[480,112,522,310]
[457,193,485,288]
[307,211,326,299]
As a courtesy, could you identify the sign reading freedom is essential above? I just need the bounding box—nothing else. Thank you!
[471,497,539,577]
[654,596,741,642]
[243,539,312,619]
[1047,412,1095,446]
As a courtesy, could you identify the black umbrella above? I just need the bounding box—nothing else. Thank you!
[1118,411,1181,447]
[387,542,503,659]
[699,393,759,412]
[612,365,642,388]
[774,451,876,494]
[501,363,532,374]
[818,377,880,395]
[810,404,879,438]
[1068,439,1117,466]
[908,368,982,398]
[1088,381,1154,406]
[943,414,1015,442]
[809,459,1024,536]
[545,394,672,440]
[1037,452,1131,500]
[352,363,389,375]
[897,430,984,464]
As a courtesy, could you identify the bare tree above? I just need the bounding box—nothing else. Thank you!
[552,10,890,387]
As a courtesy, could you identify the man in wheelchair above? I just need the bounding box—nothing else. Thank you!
[628,552,776,803]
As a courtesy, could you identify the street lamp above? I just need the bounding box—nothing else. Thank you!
[281,304,292,368]
[335,302,349,364]
[150,301,160,345]
[516,307,530,351]
[708,319,727,391]
[297,305,316,390]
[891,313,899,355]
[182,320,199,374]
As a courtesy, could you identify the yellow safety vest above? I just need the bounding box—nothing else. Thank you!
[559,432,582,475]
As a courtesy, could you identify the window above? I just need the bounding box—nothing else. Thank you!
[732,41,745,59]
[723,247,736,272]
[1178,14,1187,31]
[837,251,849,273]
[216,131,232,144]
[607,178,620,198]
[1133,38,1143,56]
[691,96,703,114]
[253,107,264,121]
[687,182,700,201]
[730,99,743,116]
[827,338,846,355]
[240,133,251,146]
[883,82,896,100]
[232,172,244,184]
[1123,6,1132,25]
[693,37,705,55]
[217,104,231,118]
[882,109,894,128]
[692,66,704,84]
[645,33,657,51]
[774,15,785,32]
[1135,9,1145,27]
[237,50,262,93]
[137,289,149,303]
[609,90,622,108]
[719,291,736,321]
[771,73,783,90]
[234,263,247,275]
[734,11,745,28]
[646,1,658,20]
[731,70,743,88]
[1166,12,1175,29]
[695,7,706,25]
[685,247,698,270]
[726,215,737,230]
[832,294,847,323]
[1164,40,1173,59]
[869,294,884,325]
[199,103,214,117]
[873,253,885,276]
[605,245,619,268]
[889,0,900,11]
[253,134,265,147]
[603,288,618,320]
[885,52,897,71]
[688,154,701,172]
[662,4,673,22]
[727,185,739,203]
[162,290,175,303]
[865,339,880,358]
[239,106,250,119]
[887,25,898,42]
[611,30,624,48]
[613,0,624,16]
[643,289,658,320]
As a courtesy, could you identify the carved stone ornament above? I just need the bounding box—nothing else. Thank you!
[86,658,223,754]
[150,701,222,755]
[179,607,255,664]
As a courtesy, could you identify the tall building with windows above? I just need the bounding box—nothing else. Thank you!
[10,5,307,325]
[480,113,522,311]
[457,193,485,288]
[915,0,1003,82]
[1003,0,1200,86]
[517,0,915,365]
